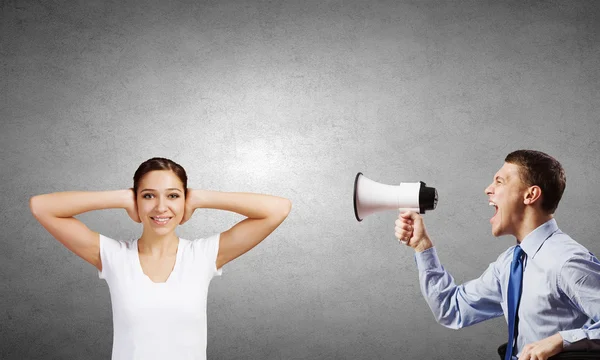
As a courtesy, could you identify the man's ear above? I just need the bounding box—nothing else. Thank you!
[524,185,542,205]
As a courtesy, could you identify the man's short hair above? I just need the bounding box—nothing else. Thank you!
[505,150,566,214]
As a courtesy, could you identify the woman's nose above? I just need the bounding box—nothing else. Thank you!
[156,198,168,212]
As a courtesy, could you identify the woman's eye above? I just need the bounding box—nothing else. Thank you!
[169,194,180,199]
[143,194,153,199]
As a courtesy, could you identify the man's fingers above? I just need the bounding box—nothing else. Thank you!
[519,344,533,360]
[399,210,421,221]
[395,219,411,228]
[394,224,412,245]
[394,219,413,230]
[399,211,414,219]
[394,229,409,239]
[394,224,412,235]
[518,344,551,360]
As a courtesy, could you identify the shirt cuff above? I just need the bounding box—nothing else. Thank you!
[559,329,588,349]
[414,247,443,272]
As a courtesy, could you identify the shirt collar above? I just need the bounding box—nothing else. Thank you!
[519,218,559,259]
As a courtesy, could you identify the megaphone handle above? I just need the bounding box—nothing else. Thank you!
[397,208,419,245]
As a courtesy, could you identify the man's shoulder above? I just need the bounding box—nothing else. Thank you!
[536,230,595,269]
[545,230,590,255]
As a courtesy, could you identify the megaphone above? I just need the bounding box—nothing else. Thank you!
[353,172,438,222]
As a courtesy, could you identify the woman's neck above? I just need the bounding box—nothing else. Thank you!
[138,231,179,256]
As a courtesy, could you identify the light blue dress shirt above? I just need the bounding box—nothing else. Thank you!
[414,218,600,358]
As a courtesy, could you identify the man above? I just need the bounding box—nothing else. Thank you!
[395,150,600,360]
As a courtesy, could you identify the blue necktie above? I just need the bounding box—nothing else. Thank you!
[505,245,525,360]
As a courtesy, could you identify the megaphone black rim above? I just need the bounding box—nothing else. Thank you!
[353,172,363,222]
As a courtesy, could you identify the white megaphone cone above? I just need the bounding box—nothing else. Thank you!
[353,172,438,223]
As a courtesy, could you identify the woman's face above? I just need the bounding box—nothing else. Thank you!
[136,170,185,235]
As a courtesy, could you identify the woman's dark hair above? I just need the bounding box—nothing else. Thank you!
[505,150,566,214]
[133,157,188,196]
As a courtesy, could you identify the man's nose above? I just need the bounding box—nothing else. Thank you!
[485,184,493,195]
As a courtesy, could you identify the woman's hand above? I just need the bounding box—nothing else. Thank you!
[180,188,198,225]
[125,189,141,223]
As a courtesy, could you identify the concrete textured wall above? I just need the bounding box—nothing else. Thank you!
[1,0,599,359]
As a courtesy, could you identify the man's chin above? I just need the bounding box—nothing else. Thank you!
[491,225,503,237]
[492,229,512,238]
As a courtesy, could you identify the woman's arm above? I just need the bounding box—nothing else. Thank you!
[182,189,291,269]
[29,189,139,270]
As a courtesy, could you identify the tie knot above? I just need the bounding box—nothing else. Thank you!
[513,245,524,263]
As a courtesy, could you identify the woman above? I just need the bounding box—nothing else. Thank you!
[29,157,292,360]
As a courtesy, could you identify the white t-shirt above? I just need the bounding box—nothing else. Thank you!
[98,233,222,360]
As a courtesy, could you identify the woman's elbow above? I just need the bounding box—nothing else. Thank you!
[270,198,291,221]
[279,198,292,219]
[29,195,43,219]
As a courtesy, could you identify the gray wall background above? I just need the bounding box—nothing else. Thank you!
[2,0,599,359]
